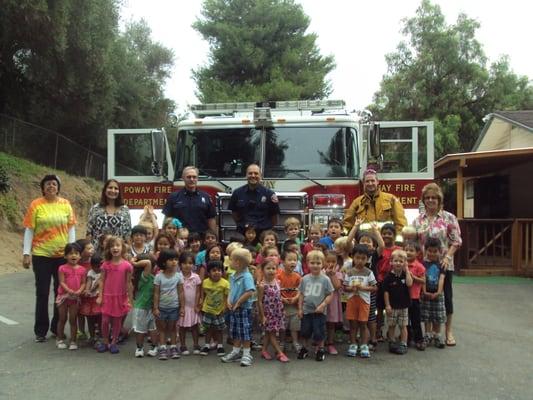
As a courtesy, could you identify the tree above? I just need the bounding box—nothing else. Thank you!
[193,0,335,102]
[369,0,533,157]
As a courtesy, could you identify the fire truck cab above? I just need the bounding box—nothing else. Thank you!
[107,100,433,240]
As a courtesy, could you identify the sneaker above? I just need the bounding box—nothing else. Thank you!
[199,345,210,356]
[216,346,226,357]
[96,342,108,353]
[158,347,168,360]
[221,350,241,363]
[147,346,158,357]
[251,340,262,351]
[240,353,253,367]
[360,344,370,358]
[434,337,445,349]
[180,346,190,356]
[297,347,309,360]
[346,343,358,357]
[424,334,433,346]
[68,342,78,351]
[416,341,426,351]
[388,341,400,354]
[327,344,338,355]
[135,347,144,358]
[293,343,302,353]
[193,346,201,355]
[315,347,326,361]
[109,344,120,354]
[35,336,46,343]
[56,340,67,350]
[261,350,273,360]
[395,343,408,355]
[170,346,180,359]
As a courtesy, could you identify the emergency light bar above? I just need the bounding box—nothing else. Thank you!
[190,100,346,117]
[312,194,346,208]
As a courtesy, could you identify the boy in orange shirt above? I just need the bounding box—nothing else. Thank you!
[277,250,302,353]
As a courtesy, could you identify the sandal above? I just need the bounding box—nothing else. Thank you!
[261,350,273,360]
[276,352,290,363]
[446,335,456,346]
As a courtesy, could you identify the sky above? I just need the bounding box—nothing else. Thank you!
[121,0,532,113]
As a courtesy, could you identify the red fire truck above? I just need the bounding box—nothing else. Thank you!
[107,100,433,240]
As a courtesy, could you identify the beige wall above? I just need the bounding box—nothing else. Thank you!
[477,119,533,151]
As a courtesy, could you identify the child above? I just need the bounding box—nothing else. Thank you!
[96,237,133,354]
[187,232,202,258]
[224,241,243,278]
[153,248,185,360]
[56,243,87,350]
[200,261,229,357]
[401,225,417,243]
[258,260,289,362]
[343,245,377,358]
[130,225,151,297]
[261,245,281,266]
[138,205,159,245]
[76,238,94,340]
[80,254,103,345]
[132,254,158,358]
[302,224,323,274]
[152,232,176,259]
[297,250,334,361]
[318,218,343,250]
[323,251,343,355]
[221,248,256,367]
[376,223,401,341]
[163,217,185,251]
[284,217,301,245]
[178,251,202,355]
[277,250,302,353]
[255,230,279,265]
[243,224,261,253]
[282,240,304,275]
[383,249,413,355]
[420,237,446,349]
[404,240,426,350]
[195,229,218,267]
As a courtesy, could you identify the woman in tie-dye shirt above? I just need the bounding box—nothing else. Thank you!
[23,175,76,342]
[413,182,462,347]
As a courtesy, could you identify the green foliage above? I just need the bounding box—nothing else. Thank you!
[0,164,10,193]
[193,0,335,102]
[0,1,175,151]
[369,0,533,158]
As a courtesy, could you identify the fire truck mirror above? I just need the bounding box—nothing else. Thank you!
[151,129,166,176]
[368,123,381,161]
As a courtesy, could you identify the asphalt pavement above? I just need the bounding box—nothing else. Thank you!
[0,272,532,400]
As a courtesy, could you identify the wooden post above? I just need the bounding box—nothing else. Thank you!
[511,219,521,274]
[456,158,465,219]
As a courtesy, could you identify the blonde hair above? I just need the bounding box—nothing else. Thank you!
[334,236,350,252]
[139,221,155,234]
[261,244,279,258]
[231,248,252,265]
[391,249,407,261]
[225,242,243,256]
[284,217,301,230]
[306,250,325,264]
[401,225,417,236]
[308,224,323,234]
[421,183,444,210]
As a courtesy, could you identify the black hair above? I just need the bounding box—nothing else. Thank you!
[90,253,103,268]
[207,260,224,274]
[75,238,92,252]
[403,240,421,252]
[64,242,82,255]
[137,253,156,268]
[131,225,148,236]
[99,179,123,207]
[205,244,223,262]
[204,229,218,240]
[282,249,298,260]
[327,217,343,228]
[381,223,396,235]
[157,248,179,269]
[357,231,378,248]
[351,244,370,257]
[40,174,61,195]
[179,251,195,265]
[188,231,202,243]
[282,239,298,251]
[425,237,442,250]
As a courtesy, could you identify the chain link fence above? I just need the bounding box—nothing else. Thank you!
[0,114,106,181]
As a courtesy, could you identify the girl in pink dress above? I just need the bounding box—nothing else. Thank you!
[96,236,133,354]
[56,243,87,350]
[324,251,344,355]
[178,252,202,355]
[258,260,288,363]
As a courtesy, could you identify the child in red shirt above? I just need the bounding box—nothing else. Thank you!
[404,240,426,350]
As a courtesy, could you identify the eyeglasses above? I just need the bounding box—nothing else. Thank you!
[185,176,198,180]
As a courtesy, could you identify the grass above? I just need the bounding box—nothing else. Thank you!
[0,151,47,182]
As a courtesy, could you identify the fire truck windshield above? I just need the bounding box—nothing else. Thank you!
[176,125,358,179]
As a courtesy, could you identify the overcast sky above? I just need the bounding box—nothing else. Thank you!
[121,0,532,113]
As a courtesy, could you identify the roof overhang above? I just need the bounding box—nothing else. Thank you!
[435,147,533,179]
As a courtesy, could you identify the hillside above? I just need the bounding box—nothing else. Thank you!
[0,152,101,273]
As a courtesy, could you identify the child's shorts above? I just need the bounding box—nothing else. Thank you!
[202,312,226,331]
[157,307,179,321]
[229,308,252,341]
[368,292,377,322]
[389,308,409,327]
[421,294,447,324]
[346,296,370,322]
[300,313,326,342]
[283,304,301,331]
[132,308,156,333]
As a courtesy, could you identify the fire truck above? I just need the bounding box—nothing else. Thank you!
[107,100,434,241]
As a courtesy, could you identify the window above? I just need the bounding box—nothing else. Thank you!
[264,126,357,178]
[115,134,153,176]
